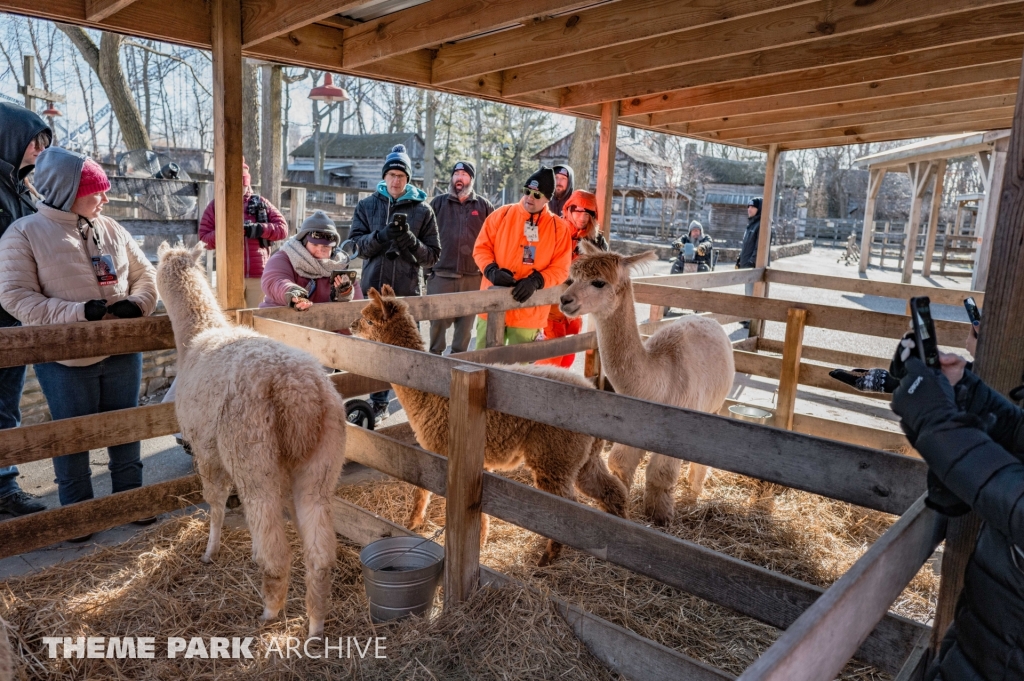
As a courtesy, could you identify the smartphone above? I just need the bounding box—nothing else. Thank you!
[909,296,941,369]
[964,297,982,326]
[331,269,358,301]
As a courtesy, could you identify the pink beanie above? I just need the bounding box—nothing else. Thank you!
[77,159,111,198]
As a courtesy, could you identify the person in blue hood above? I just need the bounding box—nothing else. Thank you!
[349,144,441,422]
[0,103,51,517]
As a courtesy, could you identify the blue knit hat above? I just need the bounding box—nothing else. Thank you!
[382,144,412,179]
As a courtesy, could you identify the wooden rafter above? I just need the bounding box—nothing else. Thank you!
[774,118,1015,151]
[240,0,366,49]
[556,3,1024,106]
[85,0,138,22]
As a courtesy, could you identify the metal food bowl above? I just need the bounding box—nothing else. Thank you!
[360,536,444,623]
[728,404,774,425]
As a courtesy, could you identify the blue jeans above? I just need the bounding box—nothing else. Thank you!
[0,317,27,499]
[34,353,144,506]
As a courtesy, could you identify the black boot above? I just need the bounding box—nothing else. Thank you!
[0,490,46,516]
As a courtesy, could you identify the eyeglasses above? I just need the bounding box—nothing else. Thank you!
[522,189,546,200]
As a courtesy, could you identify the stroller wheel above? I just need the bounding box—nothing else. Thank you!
[345,399,375,430]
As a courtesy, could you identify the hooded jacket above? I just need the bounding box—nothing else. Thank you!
[198,191,287,278]
[349,181,441,297]
[0,103,51,324]
[548,165,575,218]
[676,223,714,271]
[430,188,494,276]
[737,210,770,268]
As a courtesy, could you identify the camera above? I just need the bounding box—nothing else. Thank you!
[385,214,409,261]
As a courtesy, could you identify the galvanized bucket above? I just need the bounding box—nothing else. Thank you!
[360,536,444,623]
[728,404,773,425]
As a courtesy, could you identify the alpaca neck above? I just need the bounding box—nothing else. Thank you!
[594,283,649,395]
[382,320,438,418]
[165,271,230,358]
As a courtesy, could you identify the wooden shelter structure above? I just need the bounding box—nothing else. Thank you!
[1,1,1024,679]
[853,130,1011,287]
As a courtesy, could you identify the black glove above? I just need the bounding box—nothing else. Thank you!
[84,299,107,321]
[511,270,545,303]
[386,218,409,242]
[285,287,309,309]
[889,331,917,380]
[891,357,958,444]
[394,229,417,251]
[484,263,516,287]
[925,470,971,517]
[373,224,392,244]
[243,221,263,239]
[107,300,143,319]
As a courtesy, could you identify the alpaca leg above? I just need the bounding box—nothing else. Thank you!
[292,473,340,637]
[195,452,232,563]
[575,440,629,518]
[480,513,490,546]
[750,480,782,511]
[531,472,576,567]
[643,453,683,526]
[686,463,712,497]
[407,488,432,531]
[239,486,291,624]
[607,443,646,490]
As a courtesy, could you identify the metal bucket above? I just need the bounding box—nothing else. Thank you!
[728,404,774,425]
[360,536,444,623]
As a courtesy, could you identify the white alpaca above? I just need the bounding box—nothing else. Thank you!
[156,243,346,637]
[559,244,735,525]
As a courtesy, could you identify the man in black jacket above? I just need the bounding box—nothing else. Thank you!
[349,144,441,422]
[548,164,574,217]
[892,352,1024,681]
[427,161,494,355]
[0,103,50,516]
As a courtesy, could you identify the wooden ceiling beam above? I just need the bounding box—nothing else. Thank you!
[730,110,1015,147]
[241,0,367,49]
[621,34,1024,120]
[85,0,140,22]
[633,62,1022,130]
[557,3,1024,107]
[341,0,601,70]
[430,0,809,85]
[699,99,1017,142]
[774,121,1014,150]
[680,87,1018,136]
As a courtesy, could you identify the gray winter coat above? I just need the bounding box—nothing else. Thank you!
[429,190,494,276]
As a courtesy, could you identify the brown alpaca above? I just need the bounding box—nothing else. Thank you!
[156,243,346,637]
[559,243,735,525]
[351,286,628,566]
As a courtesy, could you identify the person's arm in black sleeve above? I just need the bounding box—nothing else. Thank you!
[349,202,388,260]
[957,370,1024,453]
[409,208,441,268]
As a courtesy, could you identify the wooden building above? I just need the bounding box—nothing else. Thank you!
[287,132,425,193]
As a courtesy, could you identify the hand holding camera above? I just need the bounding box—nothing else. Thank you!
[243,221,263,239]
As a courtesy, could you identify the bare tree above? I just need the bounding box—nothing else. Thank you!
[242,58,260,181]
[567,117,598,188]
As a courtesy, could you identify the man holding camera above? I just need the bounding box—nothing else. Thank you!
[889,336,1024,681]
[350,143,441,422]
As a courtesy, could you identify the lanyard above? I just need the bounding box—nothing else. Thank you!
[76,217,104,256]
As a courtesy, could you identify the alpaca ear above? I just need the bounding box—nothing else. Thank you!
[157,241,171,260]
[621,250,658,275]
[367,287,382,306]
[190,242,206,264]
[577,240,602,256]
[381,284,395,298]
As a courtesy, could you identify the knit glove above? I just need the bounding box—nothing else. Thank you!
[891,357,958,445]
[829,368,900,394]
[889,331,917,380]
[386,217,409,242]
[107,300,143,319]
[285,287,309,309]
[394,229,417,251]
[511,270,545,303]
[243,221,263,239]
[84,299,107,321]
[484,263,516,287]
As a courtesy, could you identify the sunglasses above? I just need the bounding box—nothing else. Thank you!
[522,188,546,200]
[568,206,596,217]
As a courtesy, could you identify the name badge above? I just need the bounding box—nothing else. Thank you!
[524,220,539,242]
[522,245,536,265]
[92,254,118,286]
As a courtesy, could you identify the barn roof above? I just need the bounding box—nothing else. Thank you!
[1,0,1018,152]
[290,133,423,160]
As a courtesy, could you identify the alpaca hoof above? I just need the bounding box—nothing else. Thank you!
[259,608,280,625]
[650,510,673,526]
[200,552,215,564]
[308,621,325,639]
[407,518,425,532]
[536,553,553,568]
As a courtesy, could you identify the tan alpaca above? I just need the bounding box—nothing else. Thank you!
[559,243,735,525]
[0,617,11,681]
[156,243,346,637]
[351,286,628,566]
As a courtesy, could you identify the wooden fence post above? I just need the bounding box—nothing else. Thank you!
[902,161,935,284]
[775,308,807,430]
[748,144,780,337]
[921,160,946,277]
[444,366,487,608]
[485,312,505,348]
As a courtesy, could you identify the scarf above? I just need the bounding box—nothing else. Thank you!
[281,238,347,296]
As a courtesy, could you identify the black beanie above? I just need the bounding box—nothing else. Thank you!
[382,144,412,179]
[524,167,555,199]
[451,160,475,179]
[749,197,763,211]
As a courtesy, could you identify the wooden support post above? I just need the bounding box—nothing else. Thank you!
[859,168,885,273]
[921,160,946,277]
[211,0,246,311]
[444,367,487,608]
[774,308,807,430]
[932,58,1024,654]
[484,312,505,348]
[596,101,619,243]
[290,186,307,237]
[902,161,935,284]
[972,139,1010,290]
[748,143,780,337]
[259,64,283,207]
[649,303,664,324]
[22,55,35,110]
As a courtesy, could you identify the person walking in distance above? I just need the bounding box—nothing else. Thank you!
[349,144,440,423]
[472,167,571,349]
[427,161,494,355]
[0,103,51,517]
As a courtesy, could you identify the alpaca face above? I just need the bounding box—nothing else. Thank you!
[156,241,206,303]
[350,285,422,350]
[559,243,657,319]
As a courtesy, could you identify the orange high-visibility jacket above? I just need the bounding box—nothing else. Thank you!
[472,201,572,329]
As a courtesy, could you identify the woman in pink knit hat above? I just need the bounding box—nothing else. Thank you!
[0,148,157,536]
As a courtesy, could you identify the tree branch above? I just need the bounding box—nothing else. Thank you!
[57,24,99,72]
[122,39,212,97]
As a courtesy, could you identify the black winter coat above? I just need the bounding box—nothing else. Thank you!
[350,189,441,297]
[676,234,714,271]
[0,103,50,324]
[737,213,774,268]
[429,190,494,276]
[917,372,1024,681]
